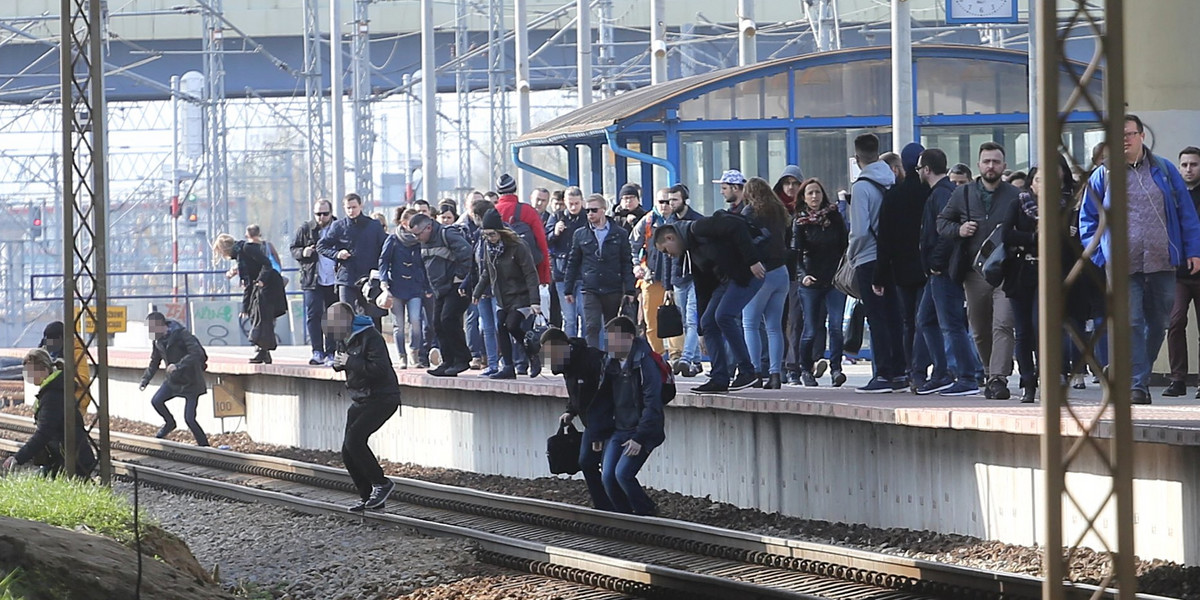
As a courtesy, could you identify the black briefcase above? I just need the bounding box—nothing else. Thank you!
[656,297,684,339]
[546,423,583,475]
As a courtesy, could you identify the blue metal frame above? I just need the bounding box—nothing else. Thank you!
[513,45,1102,191]
[511,146,569,187]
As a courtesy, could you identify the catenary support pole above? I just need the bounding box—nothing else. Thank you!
[421,0,438,203]
[330,0,346,212]
[890,0,913,147]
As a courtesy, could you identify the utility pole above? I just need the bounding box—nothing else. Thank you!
[597,0,615,98]
[351,0,374,204]
[486,0,509,182]
[302,0,327,205]
[330,0,347,212]
[421,0,438,203]
[650,0,667,85]
[738,0,756,67]
[203,0,228,232]
[577,0,593,107]
[514,0,532,195]
[891,0,914,147]
[455,0,472,195]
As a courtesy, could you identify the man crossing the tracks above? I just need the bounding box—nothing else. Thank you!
[139,312,211,447]
[325,301,401,512]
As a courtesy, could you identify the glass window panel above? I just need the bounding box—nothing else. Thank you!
[793,60,891,118]
[679,130,787,215]
[917,58,1028,116]
[678,72,789,121]
[797,128,892,194]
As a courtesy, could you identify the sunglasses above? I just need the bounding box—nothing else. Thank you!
[656,200,670,205]
[585,207,603,214]
[314,211,330,216]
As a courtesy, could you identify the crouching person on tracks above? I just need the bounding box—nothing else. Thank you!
[585,316,666,516]
[325,301,400,512]
[2,349,96,478]
[139,312,210,447]
[544,327,611,511]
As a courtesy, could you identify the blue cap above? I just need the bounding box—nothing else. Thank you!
[712,169,747,186]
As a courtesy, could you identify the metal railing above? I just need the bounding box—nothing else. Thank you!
[29,267,305,303]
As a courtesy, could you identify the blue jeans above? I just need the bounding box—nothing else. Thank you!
[477,297,500,370]
[466,303,483,360]
[742,266,789,375]
[389,296,424,359]
[915,281,951,382]
[797,285,846,372]
[673,280,701,364]
[555,281,584,338]
[855,261,905,379]
[928,273,983,382]
[577,438,613,511]
[303,286,337,355]
[701,277,764,385]
[1130,270,1175,392]
[599,431,657,516]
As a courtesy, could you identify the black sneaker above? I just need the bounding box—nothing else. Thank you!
[856,376,894,394]
[801,371,818,387]
[1131,389,1151,405]
[364,479,395,510]
[488,367,516,380]
[916,379,955,395]
[348,500,368,513]
[1020,386,1036,404]
[427,364,450,377]
[812,359,829,379]
[729,371,761,391]
[155,424,176,439]
[693,379,728,394]
[831,370,847,387]
[1163,381,1186,397]
[987,379,1011,400]
[528,351,542,378]
[940,380,980,396]
[889,377,910,391]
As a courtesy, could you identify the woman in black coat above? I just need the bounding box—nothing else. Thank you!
[214,231,287,364]
[473,209,542,380]
[2,349,95,478]
[791,178,849,387]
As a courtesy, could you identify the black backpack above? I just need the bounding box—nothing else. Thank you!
[506,203,545,265]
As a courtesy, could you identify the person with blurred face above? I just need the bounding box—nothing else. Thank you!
[544,326,609,510]
[325,302,401,512]
[1083,116,1200,404]
[937,142,1021,400]
[2,349,95,477]
[581,316,665,516]
[139,311,210,446]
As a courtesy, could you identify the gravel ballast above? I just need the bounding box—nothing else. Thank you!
[3,405,1197,599]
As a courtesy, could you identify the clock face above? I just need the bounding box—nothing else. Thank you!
[946,0,1018,23]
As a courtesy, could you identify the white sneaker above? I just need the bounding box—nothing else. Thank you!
[429,347,442,367]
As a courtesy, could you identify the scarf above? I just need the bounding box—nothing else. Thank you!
[486,239,506,262]
[794,204,836,228]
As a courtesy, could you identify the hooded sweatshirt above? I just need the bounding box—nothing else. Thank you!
[772,165,804,214]
[847,160,896,268]
[335,315,401,403]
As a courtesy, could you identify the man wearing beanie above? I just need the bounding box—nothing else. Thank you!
[493,173,552,287]
[613,183,646,230]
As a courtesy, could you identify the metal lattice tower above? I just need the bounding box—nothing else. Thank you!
[596,0,615,98]
[203,0,229,232]
[805,0,842,52]
[1036,1,1136,597]
[455,0,472,194]
[58,0,112,483]
[302,0,328,205]
[486,0,509,183]
[351,0,374,204]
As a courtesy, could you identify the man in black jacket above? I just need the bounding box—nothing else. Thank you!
[547,187,588,337]
[564,194,636,349]
[326,302,401,512]
[317,193,387,318]
[544,327,611,511]
[292,200,338,365]
[937,142,1021,399]
[407,213,475,376]
[916,149,982,397]
[139,312,210,446]
[655,214,766,393]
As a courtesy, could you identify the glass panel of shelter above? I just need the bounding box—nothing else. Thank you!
[678,130,788,215]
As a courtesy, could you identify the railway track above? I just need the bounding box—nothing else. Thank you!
[0,413,1168,600]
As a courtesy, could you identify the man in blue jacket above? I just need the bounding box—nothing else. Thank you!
[1080,115,1200,404]
[583,316,665,516]
[564,194,636,349]
[317,193,387,320]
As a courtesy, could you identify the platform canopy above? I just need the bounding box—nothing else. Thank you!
[513,44,1103,214]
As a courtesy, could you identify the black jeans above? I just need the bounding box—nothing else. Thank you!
[581,291,624,349]
[895,283,923,381]
[1011,289,1039,388]
[338,283,381,330]
[151,385,209,446]
[304,285,338,354]
[855,261,905,380]
[434,292,472,367]
[496,307,531,367]
[342,398,399,500]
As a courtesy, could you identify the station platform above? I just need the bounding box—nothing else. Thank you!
[17,344,1200,565]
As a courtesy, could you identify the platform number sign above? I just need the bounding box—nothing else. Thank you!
[946,0,1018,24]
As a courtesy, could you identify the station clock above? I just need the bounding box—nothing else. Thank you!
[945,0,1019,24]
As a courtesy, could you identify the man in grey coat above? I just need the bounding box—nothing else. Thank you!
[937,141,1021,400]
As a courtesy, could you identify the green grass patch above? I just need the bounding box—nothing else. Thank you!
[0,474,146,543]
[0,568,28,600]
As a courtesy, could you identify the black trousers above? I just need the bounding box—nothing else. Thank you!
[342,398,399,500]
[151,384,209,446]
[338,284,382,330]
[434,292,472,367]
[496,307,531,366]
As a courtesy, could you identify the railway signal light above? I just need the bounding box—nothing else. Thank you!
[185,206,198,227]
[31,207,43,239]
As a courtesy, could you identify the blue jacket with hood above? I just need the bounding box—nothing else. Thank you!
[335,315,401,403]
